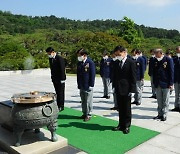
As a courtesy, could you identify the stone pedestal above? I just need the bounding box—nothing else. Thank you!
[0,100,13,130]
[0,127,67,154]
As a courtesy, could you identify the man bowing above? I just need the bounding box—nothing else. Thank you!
[112,46,136,134]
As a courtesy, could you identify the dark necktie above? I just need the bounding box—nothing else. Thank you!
[119,60,122,68]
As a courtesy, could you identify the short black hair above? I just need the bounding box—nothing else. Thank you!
[131,48,137,53]
[46,47,54,53]
[136,49,141,54]
[113,46,126,53]
[76,48,88,56]
[131,49,141,54]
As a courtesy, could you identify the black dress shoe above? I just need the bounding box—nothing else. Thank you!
[110,107,118,110]
[131,101,140,105]
[153,115,162,120]
[171,108,179,112]
[106,96,110,99]
[112,126,123,131]
[161,117,167,121]
[123,128,130,134]
[101,96,108,98]
[59,107,64,112]
[149,95,156,99]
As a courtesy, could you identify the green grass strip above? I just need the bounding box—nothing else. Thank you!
[56,107,159,154]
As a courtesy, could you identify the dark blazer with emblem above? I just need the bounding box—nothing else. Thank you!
[113,57,136,96]
[100,57,112,78]
[173,56,180,83]
[153,56,174,88]
[77,57,96,91]
[49,54,66,83]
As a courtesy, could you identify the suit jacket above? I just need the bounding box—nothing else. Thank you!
[153,56,174,88]
[49,54,66,83]
[100,58,111,78]
[173,56,180,83]
[77,57,96,91]
[113,57,136,96]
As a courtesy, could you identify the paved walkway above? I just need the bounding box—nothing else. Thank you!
[0,69,179,154]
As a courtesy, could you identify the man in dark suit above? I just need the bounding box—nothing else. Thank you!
[153,48,174,121]
[112,46,136,134]
[148,49,156,98]
[100,52,112,99]
[171,46,180,112]
[46,47,66,112]
[77,48,96,122]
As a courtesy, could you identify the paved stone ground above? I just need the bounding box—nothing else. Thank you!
[0,69,180,154]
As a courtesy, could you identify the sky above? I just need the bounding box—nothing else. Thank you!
[0,0,180,31]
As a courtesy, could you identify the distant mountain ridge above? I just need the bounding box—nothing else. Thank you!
[0,10,179,39]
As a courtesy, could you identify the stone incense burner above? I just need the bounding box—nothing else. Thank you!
[11,91,59,147]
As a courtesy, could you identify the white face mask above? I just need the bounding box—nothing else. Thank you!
[103,55,108,60]
[78,56,84,62]
[152,55,155,58]
[48,52,56,58]
[156,57,163,61]
[112,57,117,61]
[116,56,123,61]
[48,55,53,58]
[177,53,180,57]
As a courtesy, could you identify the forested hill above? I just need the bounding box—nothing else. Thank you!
[0,10,180,71]
[0,10,179,39]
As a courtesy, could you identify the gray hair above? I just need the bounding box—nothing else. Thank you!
[154,48,163,54]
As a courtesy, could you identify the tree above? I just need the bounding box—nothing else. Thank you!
[119,16,141,47]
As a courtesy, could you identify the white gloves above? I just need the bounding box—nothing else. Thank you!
[61,80,65,84]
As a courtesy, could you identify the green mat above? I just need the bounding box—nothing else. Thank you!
[56,107,159,154]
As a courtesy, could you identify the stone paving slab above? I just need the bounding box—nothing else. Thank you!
[143,134,180,153]
[164,124,180,138]
[126,143,177,154]
[0,69,180,154]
